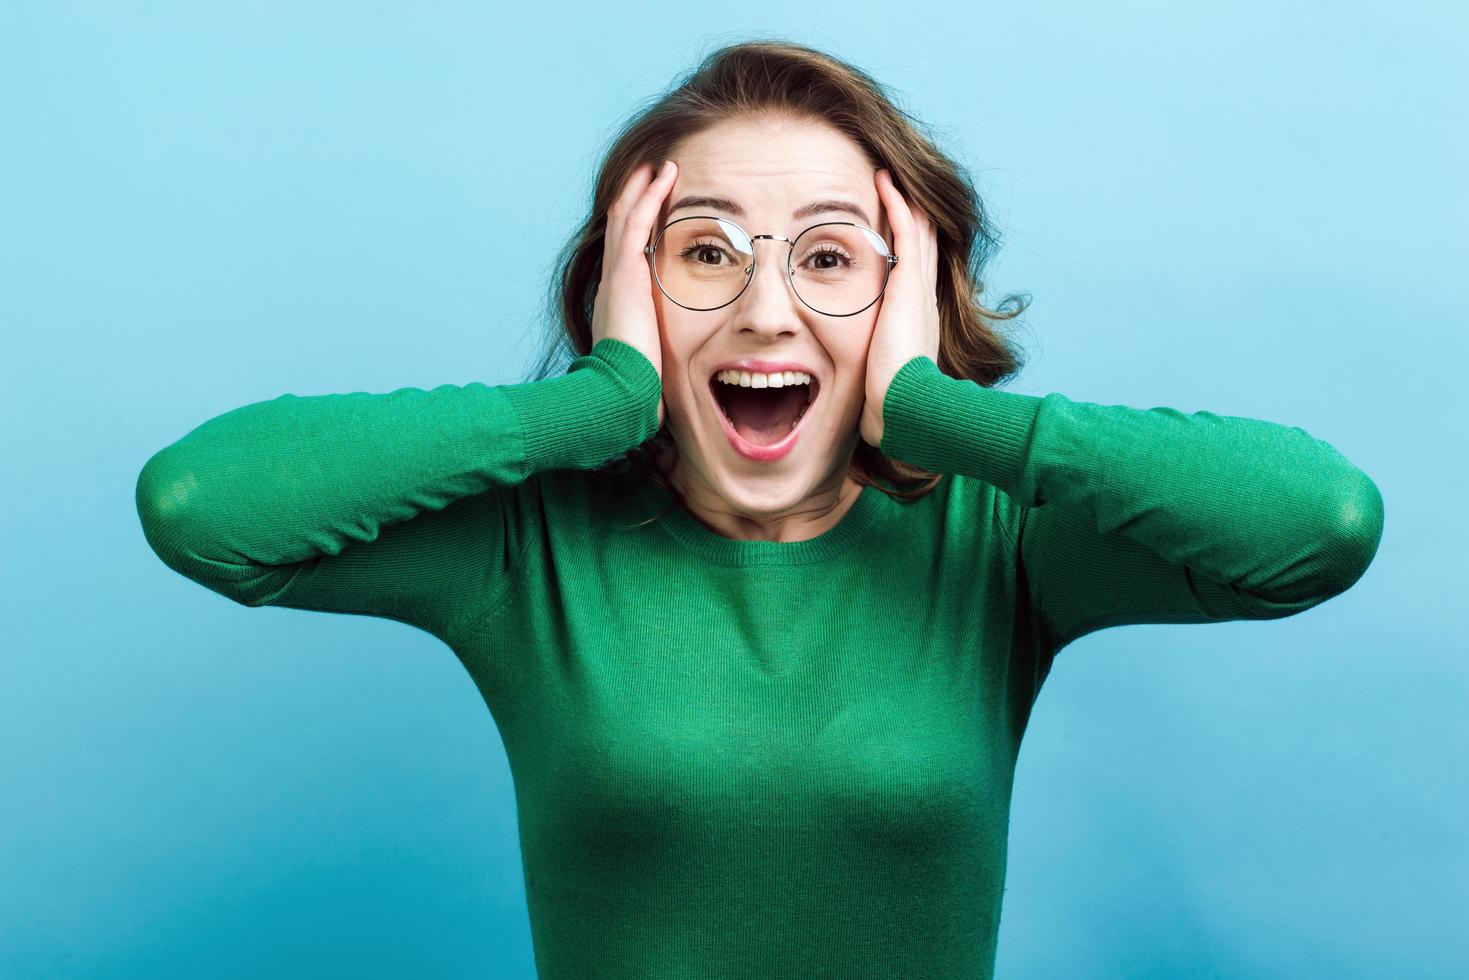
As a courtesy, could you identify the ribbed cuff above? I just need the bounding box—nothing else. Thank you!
[501,337,663,474]
[878,356,1042,498]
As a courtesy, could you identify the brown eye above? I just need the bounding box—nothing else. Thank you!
[679,241,733,267]
[801,245,853,273]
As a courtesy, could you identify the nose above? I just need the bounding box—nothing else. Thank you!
[734,238,802,332]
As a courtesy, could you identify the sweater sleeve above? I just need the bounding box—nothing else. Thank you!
[134,338,662,645]
[878,356,1385,655]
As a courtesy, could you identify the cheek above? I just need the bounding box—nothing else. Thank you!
[836,320,878,373]
[815,326,876,421]
[655,314,703,408]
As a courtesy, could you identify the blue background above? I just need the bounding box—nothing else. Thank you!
[3,3,1464,977]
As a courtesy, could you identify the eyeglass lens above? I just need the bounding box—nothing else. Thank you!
[650,216,893,316]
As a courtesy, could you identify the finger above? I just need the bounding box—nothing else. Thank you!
[616,163,676,281]
[876,168,915,231]
[627,159,677,235]
[876,169,918,269]
[610,160,657,220]
[919,217,937,280]
[908,202,932,259]
[608,162,675,276]
[907,204,936,278]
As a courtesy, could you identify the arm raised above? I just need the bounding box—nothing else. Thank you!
[879,356,1385,654]
[135,338,662,644]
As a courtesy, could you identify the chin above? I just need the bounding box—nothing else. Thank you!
[711,472,817,516]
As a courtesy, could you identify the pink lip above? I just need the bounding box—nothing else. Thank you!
[708,379,816,463]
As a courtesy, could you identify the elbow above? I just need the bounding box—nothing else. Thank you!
[1321,468,1386,597]
[1290,468,1385,606]
[135,447,211,573]
[1235,468,1385,616]
[135,448,298,608]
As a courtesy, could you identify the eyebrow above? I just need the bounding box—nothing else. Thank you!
[667,194,874,229]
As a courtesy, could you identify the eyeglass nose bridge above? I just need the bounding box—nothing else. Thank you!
[740,233,796,286]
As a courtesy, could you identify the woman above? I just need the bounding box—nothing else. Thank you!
[135,40,1385,979]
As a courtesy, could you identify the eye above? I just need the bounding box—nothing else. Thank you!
[800,244,853,272]
[677,239,735,267]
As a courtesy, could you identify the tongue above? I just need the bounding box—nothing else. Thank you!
[719,385,808,446]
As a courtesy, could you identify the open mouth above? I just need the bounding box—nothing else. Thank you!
[708,372,819,448]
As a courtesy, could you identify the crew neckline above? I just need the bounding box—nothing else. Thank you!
[634,478,890,567]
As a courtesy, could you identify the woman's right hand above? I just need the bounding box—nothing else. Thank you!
[591,158,678,429]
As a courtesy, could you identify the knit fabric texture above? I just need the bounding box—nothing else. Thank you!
[136,337,1385,978]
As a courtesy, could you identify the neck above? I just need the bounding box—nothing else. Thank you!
[656,445,866,543]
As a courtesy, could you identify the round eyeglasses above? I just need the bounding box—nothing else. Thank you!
[643,215,898,317]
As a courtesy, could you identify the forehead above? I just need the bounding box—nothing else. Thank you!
[663,116,880,229]
[674,114,871,170]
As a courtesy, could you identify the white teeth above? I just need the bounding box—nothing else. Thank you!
[715,369,812,388]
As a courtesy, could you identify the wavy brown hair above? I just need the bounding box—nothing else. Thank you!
[522,37,1031,523]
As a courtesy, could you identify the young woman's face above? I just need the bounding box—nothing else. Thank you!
[653,114,889,515]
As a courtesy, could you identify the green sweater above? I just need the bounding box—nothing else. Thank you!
[135,338,1384,978]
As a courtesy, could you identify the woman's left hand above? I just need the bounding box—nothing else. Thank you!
[860,168,942,448]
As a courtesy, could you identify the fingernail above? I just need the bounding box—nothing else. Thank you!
[658,159,672,177]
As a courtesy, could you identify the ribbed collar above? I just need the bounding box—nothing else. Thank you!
[633,478,891,567]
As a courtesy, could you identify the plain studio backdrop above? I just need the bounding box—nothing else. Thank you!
[2,3,1464,978]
